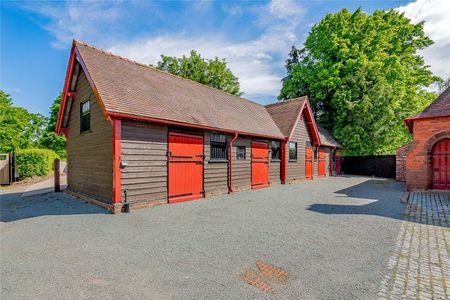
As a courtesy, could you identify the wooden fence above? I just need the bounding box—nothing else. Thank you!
[341,155,396,178]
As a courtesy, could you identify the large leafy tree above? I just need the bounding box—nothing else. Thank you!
[0,91,46,153]
[279,8,440,155]
[38,94,66,158]
[156,50,242,96]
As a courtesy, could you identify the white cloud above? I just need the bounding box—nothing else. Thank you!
[110,0,305,100]
[19,0,305,101]
[397,0,450,79]
[19,1,160,49]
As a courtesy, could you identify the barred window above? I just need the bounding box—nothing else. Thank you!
[210,133,228,161]
[271,141,281,160]
[80,100,91,133]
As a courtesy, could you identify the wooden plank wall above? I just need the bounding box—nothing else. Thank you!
[67,69,113,203]
[120,120,168,205]
[285,112,312,182]
[268,142,281,185]
[231,136,251,191]
[204,132,229,195]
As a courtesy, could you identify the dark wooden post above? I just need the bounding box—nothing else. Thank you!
[54,158,61,192]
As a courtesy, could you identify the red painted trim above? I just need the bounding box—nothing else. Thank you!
[56,45,76,134]
[280,139,287,184]
[287,97,321,146]
[228,132,239,193]
[107,112,284,141]
[169,194,203,204]
[61,128,68,138]
[112,118,122,204]
[62,128,68,173]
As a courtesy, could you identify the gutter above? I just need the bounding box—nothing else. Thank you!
[107,112,284,141]
[404,114,450,134]
[228,132,239,193]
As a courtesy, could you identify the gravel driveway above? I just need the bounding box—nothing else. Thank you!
[1,176,406,299]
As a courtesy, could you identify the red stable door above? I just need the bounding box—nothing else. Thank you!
[432,139,450,190]
[168,132,204,203]
[305,147,313,180]
[251,141,269,189]
[318,149,326,177]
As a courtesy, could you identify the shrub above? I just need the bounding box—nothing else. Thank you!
[15,148,59,178]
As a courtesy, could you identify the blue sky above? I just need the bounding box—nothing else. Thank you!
[1,0,449,117]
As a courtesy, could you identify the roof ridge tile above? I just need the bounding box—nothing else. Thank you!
[73,39,265,108]
[265,96,307,107]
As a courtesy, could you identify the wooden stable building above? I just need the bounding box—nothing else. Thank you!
[56,40,341,213]
[397,87,450,191]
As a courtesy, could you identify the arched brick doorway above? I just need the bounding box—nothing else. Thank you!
[432,138,450,190]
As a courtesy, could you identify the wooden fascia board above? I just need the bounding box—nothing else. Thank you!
[56,45,76,134]
[107,112,285,141]
[287,97,321,145]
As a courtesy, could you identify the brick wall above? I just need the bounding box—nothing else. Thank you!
[396,144,410,182]
[405,116,450,191]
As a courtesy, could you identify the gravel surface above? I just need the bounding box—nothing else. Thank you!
[1,176,406,299]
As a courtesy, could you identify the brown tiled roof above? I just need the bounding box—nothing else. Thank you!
[411,87,450,119]
[265,97,341,147]
[73,40,284,138]
[317,125,342,148]
[265,97,307,137]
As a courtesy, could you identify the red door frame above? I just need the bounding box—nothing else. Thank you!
[251,141,269,189]
[168,132,204,203]
[432,139,450,190]
[305,147,313,180]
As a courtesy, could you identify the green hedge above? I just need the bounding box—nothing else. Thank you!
[15,148,59,178]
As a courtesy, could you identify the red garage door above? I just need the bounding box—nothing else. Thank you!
[432,139,450,190]
[168,132,204,203]
[251,141,269,189]
[318,149,326,177]
[305,147,313,180]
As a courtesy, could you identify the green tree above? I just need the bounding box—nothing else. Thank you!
[156,50,242,96]
[279,8,440,155]
[38,94,66,158]
[0,91,46,153]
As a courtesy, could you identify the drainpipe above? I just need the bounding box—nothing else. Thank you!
[228,132,239,193]
[281,139,287,184]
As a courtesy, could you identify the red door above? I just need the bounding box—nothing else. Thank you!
[432,139,450,190]
[305,147,313,180]
[251,141,269,189]
[168,132,204,203]
[318,149,326,177]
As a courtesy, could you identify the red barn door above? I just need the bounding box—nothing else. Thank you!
[305,147,313,180]
[318,149,326,177]
[251,141,269,189]
[168,132,204,203]
[432,139,450,190]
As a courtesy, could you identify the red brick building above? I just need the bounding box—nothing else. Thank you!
[401,87,450,191]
